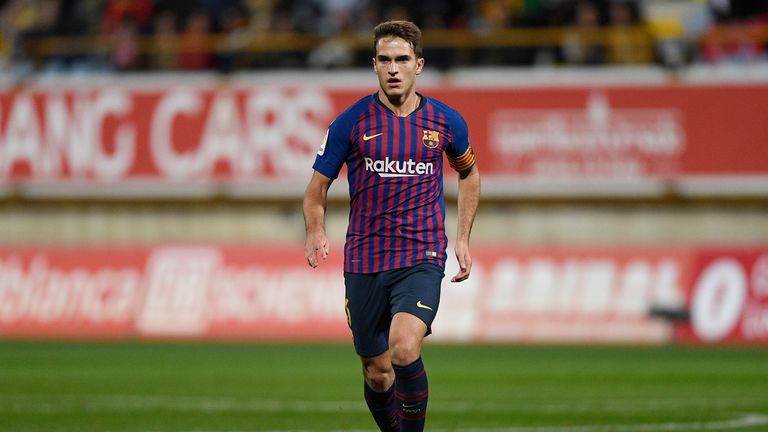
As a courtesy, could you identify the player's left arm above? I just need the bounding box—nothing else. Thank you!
[452,165,480,282]
[445,110,480,283]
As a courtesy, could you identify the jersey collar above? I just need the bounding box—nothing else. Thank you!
[374,92,426,117]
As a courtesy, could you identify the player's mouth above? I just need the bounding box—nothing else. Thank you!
[387,78,401,87]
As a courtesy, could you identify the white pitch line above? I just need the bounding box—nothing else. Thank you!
[2,395,765,415]
[1,395,767,431]
[188,413,768,432]
[430,413,768,432]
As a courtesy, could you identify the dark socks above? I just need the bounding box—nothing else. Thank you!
[393,357,428,431]
[364,381,400,431]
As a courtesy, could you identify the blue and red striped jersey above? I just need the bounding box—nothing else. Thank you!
[313,93,476,274]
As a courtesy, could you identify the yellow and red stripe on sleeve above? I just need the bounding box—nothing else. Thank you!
[448,147,476,172]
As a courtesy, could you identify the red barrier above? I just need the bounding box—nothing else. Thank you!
[1,82,766,195]
[3,244,765,344]
[0,245,348,341]
[436,246,692,343]
[0,244,695,343]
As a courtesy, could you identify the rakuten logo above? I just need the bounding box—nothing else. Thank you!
[364,157,434,178]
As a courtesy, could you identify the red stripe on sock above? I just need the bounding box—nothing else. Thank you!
[394,389,429,404]
[398,368,426,380]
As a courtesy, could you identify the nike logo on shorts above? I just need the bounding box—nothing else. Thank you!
[416,301,433,311]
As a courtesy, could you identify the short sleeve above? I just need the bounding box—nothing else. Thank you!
[312,117,352,180]
[445,112,476,172]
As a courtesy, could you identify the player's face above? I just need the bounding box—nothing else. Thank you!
[373,36,424,100]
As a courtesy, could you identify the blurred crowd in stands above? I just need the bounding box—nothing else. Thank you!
[1,0,767,74]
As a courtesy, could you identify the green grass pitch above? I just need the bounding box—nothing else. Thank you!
[1,342,766,431]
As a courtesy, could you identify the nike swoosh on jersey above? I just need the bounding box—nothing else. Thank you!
[362,132,383,141]
[416,301,433,311]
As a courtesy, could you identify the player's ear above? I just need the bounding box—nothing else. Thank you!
[372,56,378,73]
[416,57,424,75]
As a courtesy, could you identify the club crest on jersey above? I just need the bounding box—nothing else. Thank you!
[422,129,440,149]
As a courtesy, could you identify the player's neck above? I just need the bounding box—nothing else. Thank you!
[378,90,421,117]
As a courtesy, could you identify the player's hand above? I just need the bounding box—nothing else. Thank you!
[451,241,472,282]
[304,230,329,268]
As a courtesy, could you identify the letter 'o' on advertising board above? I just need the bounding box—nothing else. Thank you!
[691,258,747,343]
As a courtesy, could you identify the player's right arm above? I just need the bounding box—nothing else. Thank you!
[303,171,333,268]
[303,97,362,267]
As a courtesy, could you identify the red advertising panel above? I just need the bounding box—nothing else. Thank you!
[676,249,768,344]
[434,246,692,344]
[0,244,703,344]
[439,86,768,178]
[0,248,142,339]
[1,81,766,196]
[0,245,348,341]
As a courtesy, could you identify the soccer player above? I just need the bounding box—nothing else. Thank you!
[303,20,480,431]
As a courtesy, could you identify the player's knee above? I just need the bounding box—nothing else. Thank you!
[362,361,394,391]
[389,336,420,366]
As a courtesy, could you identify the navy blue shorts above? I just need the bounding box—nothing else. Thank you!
[344,263,444,357]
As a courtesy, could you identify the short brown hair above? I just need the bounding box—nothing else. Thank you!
[373,21,423,58]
